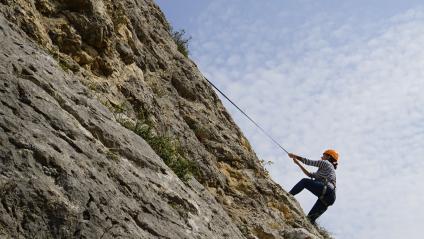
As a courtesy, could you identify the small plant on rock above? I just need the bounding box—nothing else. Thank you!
[139,127,198,182]
[106,149,119,161]
[171,28,191,57]
[118,115,198,182]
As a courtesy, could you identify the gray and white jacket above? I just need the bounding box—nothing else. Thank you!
[300,157,336,189]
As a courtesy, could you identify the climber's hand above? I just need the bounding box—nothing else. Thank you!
[288,153,297,159]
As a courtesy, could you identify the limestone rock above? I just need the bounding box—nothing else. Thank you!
[116,42,135,65]
[0,15,245,238]
[0,0,331,238]
[282,228,321,239]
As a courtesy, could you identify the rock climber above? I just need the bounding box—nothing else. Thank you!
[288,149,339,224]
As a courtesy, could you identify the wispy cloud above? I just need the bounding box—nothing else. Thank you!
[189,2,424,238]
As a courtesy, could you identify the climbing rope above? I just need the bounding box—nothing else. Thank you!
[204,77,289,155]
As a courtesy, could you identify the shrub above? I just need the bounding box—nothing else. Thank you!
[148,135,197,180]
[116,117,135,130]
[133,120,152,140]
[315,224,334,239]
[171,28,191,57]
[106,149,119,161]
[120,118,198,182]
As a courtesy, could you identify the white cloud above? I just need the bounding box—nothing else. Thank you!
[189,2,424,238]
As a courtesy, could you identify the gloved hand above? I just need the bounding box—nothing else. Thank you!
[288,153,297,159]
[288,153,301,164]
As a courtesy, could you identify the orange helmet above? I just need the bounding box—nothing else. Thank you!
[323,149,339,161]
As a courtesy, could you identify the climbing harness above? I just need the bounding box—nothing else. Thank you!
[204,77,289,154]
[318,178,336,207]
[319,183,329,206]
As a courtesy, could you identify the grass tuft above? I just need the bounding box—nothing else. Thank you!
[171,28,191,57]
[116,111,198,182]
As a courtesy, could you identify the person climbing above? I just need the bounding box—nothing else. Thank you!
[288,149,339,224]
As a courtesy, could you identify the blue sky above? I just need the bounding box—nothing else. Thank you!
[156,1,424,238]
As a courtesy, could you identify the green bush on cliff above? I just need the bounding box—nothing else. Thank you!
[171,28,191,57]
[117,115,198,182]
[134,121,198,181]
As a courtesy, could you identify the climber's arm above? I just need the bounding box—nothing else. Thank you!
[294,158,313,177]
[289,153,324,168]
[289,154,313,178]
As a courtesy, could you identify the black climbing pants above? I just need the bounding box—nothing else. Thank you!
[289,178,336,223]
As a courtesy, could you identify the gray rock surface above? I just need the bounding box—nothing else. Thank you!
[0,15,246,239]
[0,0,331,238]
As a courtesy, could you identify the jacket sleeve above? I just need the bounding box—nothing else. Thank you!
[299,157,324,168]
[299,157,323,179]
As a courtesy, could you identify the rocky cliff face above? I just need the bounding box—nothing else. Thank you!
[0,0,329,238]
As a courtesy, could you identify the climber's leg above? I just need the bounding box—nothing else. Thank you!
[307,199,328,224]
[289,178,323,197]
